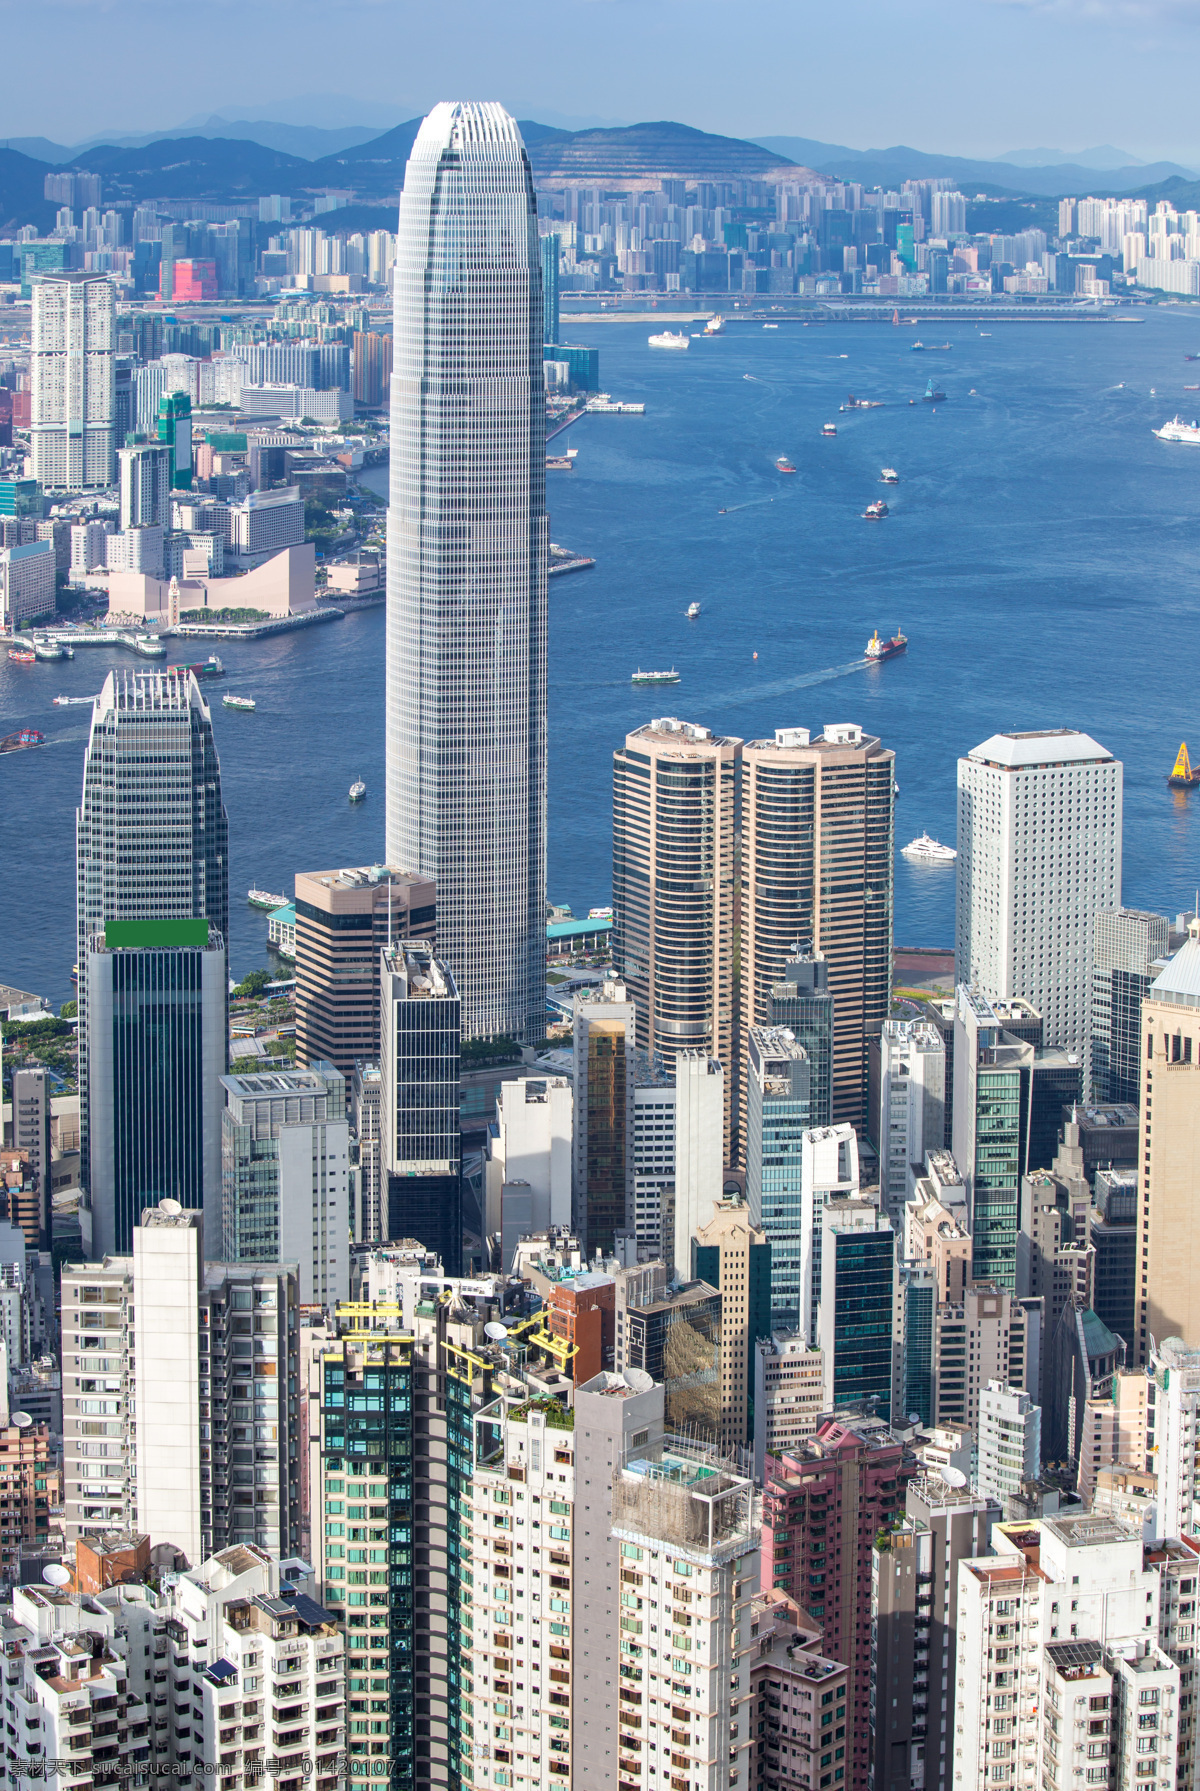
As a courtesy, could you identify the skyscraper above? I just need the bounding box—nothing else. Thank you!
[30,271,115,491]
[693,1197,772,1451]
[117,440,172,531]
[379,939,462,1272]
[766,947,834,1127]
[1090,906,1169,1104]
[745,1026,812,1331]
[540,230,561,344]
[571,978,635,1256]
[1134,929,1200,1364]
[76,671,228,1217]
[873,1018,945,1226]
[157,389,193,489]
[386,102,547,1043]
[956,729,1122,1053]
[85,918,227,1259]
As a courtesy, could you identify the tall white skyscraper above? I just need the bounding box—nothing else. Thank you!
[30,271,116,491]
[386,101,547,1042]
[956,728,1122,1051]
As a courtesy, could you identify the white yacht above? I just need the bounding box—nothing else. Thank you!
[901,832,957,863]
[686,602,701,618]
[349,780,367,803]
[648,331,689,350]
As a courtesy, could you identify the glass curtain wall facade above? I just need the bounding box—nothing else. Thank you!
[826,1222,895,1416]
[1090,908,1169,1105]
[766,949,834,1128]
[380,942,462,1271]
[386,101,547,1044]
[745,1026,812,1333]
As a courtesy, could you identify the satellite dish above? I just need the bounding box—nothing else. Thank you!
[623,1368,653,1394]
[158,1198,183,1216]
[484,1322,508,1342]
[907,1413,922,1425]
[10,1413,31,1430]
[42,1565,71,1588]
[941,1466,968,1488]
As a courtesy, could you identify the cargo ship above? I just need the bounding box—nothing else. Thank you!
[865,629,907,661]
[1168,742,1200,788]
[840,395,883,410]
[0,727,45,753]
[169,655,225,679]
[775,455,797,473]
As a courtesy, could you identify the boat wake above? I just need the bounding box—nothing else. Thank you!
[711,656,872,708]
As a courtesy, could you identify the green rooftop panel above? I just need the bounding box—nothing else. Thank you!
[104,918,211,950]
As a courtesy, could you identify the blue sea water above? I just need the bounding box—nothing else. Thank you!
[5,308,1200,1007]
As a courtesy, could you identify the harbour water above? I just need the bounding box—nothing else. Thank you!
[4,308,1200,1005]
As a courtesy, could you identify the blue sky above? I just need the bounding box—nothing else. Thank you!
[9,0,1200,164]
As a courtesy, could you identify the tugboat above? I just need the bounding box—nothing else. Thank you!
[775,455,797,473]
[922,378,946,403]
[822,422,837,437]
[862,500,889,520]
[1168,742,1200,788]
[865,628,907,661]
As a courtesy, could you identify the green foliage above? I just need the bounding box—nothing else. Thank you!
[461,1034,520,1067]
[59,1000,77,1019]
[234,969,271,998]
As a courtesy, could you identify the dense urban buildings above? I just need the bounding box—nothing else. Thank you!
[30,271,115,491]
[385,101,548,1045]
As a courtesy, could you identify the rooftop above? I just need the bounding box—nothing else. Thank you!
[967,728,1114,769]
[1150,936,1200,1007]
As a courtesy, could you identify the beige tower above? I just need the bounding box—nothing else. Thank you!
[1135,929,1200,1364]
[742,723,895,1129]
[693,1198,770,1453]
[613,717,742,1156]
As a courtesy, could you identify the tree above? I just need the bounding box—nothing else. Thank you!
[60,1000,77,1019]
[234,969,271,998]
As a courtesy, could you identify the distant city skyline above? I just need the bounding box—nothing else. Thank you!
[8,0,1200,168]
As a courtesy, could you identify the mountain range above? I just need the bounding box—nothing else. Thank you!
[752,135,1199,196]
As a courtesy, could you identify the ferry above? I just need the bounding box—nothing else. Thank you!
[902,833,957,863]
[880,468,899,484]
[865,628,907,662]
[704,316,726,335]
[248,888,288,910]
[1168,742,1200,789]
[862,500,889,520]
[686,602,701,619]
[822,422,837,437]
[775,455,797,473]
[648,331,689,350]
[7,649,34,665]
[922,379,946,403]
[350,780,366,803]
[223,694,255,711]
[0,728,45,753]
[631,668,680,685]
[1154,417,1200,445]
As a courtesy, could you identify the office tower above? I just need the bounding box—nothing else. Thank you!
[352,1060,384,1241]
[30,271,115,490]
[117,440,171,531]
[767,946,834,1126]
[953,1515,1177,1791]
[61,1201,298,1562]
[799,1124,860,1344]
[752,1332,825,1479]
[930,1283,1040,1433]
[869,1471,1000,1791]
[294,865,435,1077]
[314,1295,496,1787]
[622,1276,723,1438]
[613,717,741,1153]
[742,725,895,1129]
[1135,931,1200,1364]
[751,1603,849,1791]
[485,1072,573,1268]
[1017,1120,1093,1342]
[874,1019,945,1225]
[157,388,193,488]
[164,1546,345,1788]
[976,1380,1041,1504]
[76,670,228,1200]
[956,729,1122,1053]
[745,1027,811,1330]
[1090,1169,1137,1349]
[352,329,393,407]
[9,1068,51,1250]
[540,230,561,343]
[462,1396,577,1785]
[1072,1099,1139,1180]
[817,1199,895,1416]
[630,1049,674,1255]
[1091,907,1170,1104]
[693,1198,771,1451]
[762,1417,910,1790]
[380,940,462,1272]
[952,986,1033,1290]
[895,1260,936,1425]
[220,1064,350,1307]
[602,1436,759,1791]
[572,978,634,1256]
[1077,1366,1149,1508]
[1045,1300,1122,1472]
[1148,1339,1200,1541]
[84,918,227,1260]
[1024,1044,1082,1173]
[904,1170,971,1299]
[671,1049,724,1275]
[387,102,547,1046]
